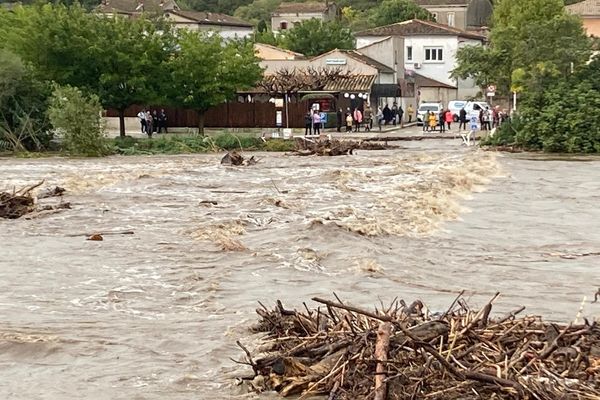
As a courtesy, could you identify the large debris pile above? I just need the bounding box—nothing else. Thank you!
[0,181,70,219]
[295,139,389,156]
[239,294,600,399]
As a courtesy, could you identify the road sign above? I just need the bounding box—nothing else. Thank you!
[487,85,496,93]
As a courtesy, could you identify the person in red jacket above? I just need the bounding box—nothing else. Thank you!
[445,109,453,130]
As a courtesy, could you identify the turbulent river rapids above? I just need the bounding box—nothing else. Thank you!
[1,141,599,399]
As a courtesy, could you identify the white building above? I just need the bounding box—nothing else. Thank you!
[356,19,486,104]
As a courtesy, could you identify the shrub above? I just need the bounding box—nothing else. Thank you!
[48,85,110,156]
[212,133,262,150]
[262,139,296,152]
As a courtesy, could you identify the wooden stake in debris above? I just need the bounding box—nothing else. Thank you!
[374,322,391,400]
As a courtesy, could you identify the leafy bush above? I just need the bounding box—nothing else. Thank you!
[0,49,52,152]
[262,139,296,152]
[212,133,263,150]
[48,85,110,156]
[482,56,600,153]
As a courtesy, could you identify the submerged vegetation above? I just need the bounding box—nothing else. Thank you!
[112,134,296,155]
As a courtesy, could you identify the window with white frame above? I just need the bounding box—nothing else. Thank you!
[431,12,438,21]
[406,46,413,61]
[447,12,455,27]
[424,47,443,62]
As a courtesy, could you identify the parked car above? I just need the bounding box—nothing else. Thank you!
[448,100,467,122]
[416,102,443,125]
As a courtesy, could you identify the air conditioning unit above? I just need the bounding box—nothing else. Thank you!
[414,63,422,69]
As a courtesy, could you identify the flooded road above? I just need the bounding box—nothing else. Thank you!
[0,143,599,399]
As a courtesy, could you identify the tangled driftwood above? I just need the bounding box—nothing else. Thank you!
[295,139,388,156]
[237,293,600,399]
[221,151,257,166]
[0,181,70,219]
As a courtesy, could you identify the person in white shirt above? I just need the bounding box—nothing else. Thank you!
[137,110,147,134]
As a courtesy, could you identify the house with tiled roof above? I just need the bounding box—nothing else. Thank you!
[566,0,600,37]
[414,0,493,32]
[164,9,253,39]
[356,19,487,105]
[96,0,252,39]
[271,1,339,32]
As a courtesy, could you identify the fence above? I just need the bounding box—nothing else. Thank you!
[106,101,312,129]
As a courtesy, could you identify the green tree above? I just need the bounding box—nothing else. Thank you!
[0,4,174,137]
[254,28,280,46]
[48,85,110,156]
[234,0,279,25]
[368,0,431,27]
[280,19,354,57]
[0,49,51,152]
[453,0,590,97]
[168,31,263,134]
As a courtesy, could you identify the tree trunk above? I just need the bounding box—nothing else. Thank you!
[197,110,205,136]
[118,108,126,138]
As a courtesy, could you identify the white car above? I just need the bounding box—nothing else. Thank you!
[416,102,443,125]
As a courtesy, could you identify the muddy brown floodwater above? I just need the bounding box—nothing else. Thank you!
[1,142,599,399]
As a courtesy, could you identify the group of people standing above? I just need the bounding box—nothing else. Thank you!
[137,109,168,137]
[304,109,323,136]
[423,109,455,133]
[423,105,508,133]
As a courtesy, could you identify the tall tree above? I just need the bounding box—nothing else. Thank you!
[0,4,174,136]
[280,19,354,57]
[368,0,431,28]
[168,31,262,134]
[453,0,591,97]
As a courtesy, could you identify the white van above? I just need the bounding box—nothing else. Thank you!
[464,101,491,119]
[416,102,443,125]
[448,101,491,124]
[448,100,467,122]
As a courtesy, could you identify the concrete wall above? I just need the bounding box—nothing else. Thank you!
[419,87,457,107]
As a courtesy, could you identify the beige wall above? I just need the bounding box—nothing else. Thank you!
[421,6,467,30]
[255,44,300,60]
[419,87,457,108]
[260,60,311,74]
[583,18,600,37]
[310,50,379,75]
[272,12,326,31]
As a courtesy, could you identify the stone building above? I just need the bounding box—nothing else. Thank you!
[414,0,493,32]
[271,1,339,32]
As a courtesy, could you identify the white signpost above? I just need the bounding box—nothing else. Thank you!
[486,84,496,105]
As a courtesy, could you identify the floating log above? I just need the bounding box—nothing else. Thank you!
[239,293,600,399]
